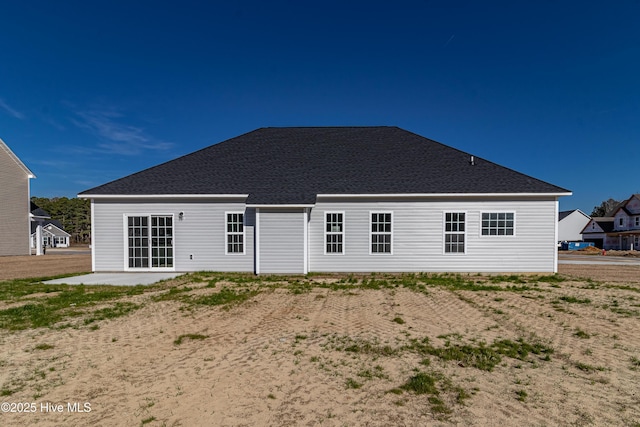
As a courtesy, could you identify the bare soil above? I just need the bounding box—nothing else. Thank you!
[0,264,639,426]
[0,254,91,281]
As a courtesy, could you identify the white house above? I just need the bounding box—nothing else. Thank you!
[79,127,571,274]
[582,194,640,250]
[30,219,71,249]
[558,209,591,242]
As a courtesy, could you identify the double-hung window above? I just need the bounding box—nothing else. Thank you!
[371,212,392,254]
[481,212,515,236]
[444,212,465,253]
[226,212,245,254]
[325,212,344,254]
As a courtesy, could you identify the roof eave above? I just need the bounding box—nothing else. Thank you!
[317,192,572,198]
[78,194,249,200]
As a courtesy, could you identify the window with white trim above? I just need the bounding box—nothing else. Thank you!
[226,212,245,254]
[127,215,173,268]
[325,212,344,254]
[481,212,515,236]
[371,212,392,254]
[635,216,639,227]
[444,212,465,253]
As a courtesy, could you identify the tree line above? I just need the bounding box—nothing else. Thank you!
[31,197,91,244]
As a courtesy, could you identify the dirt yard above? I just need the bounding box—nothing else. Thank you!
[0,253,91,281]
[0,262,639,426]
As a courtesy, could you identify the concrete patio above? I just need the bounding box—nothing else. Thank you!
[44,272,184,286]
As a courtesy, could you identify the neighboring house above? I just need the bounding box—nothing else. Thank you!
[79,127,571,274]
[0,138,41,256]
[581,194,640,250]
[558,209,591,242]
[30,219,71,248]
[581,218,614,249]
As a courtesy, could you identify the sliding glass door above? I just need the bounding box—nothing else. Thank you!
[127,215,173,269]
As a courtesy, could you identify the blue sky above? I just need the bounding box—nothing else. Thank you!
[1,1,638,214]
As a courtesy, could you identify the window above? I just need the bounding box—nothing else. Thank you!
[619,217,624,227]
[127,215,173,268]
[482,212,515,236]
[444,212,465,253]
[151,216,173,267]
[128,216,149,268]
[325,212,344,254]
[226,212,244,254]
[371,212,392,254]
[635,217,639,227]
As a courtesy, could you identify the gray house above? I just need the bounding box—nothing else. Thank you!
[0,138,39,256]
[79,127,571,273]
[31,219,71,249]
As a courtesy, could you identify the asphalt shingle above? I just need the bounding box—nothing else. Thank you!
[79,127,570,203]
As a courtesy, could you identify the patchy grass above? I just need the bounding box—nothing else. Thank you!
[0,282,146,330]
[345,378,363,389]
[574,329,591,339]
[174,334,208,346]
[33,343,54,351]
[557,296,592,304]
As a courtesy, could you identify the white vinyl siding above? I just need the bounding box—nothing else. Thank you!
[258,208,305,274]
[309,197,559,273]
[92,196,560,274]
[92,199,254,272]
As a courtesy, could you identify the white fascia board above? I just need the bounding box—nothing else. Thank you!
[317,192,572,198]
[0,138,35,178]
[78,194,249,200]
[246,204,316,208]
[29,213,51,220]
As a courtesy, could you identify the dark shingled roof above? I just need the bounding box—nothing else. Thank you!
[31,219,67,234]
[30,202,50,218]
[79,127,570,204]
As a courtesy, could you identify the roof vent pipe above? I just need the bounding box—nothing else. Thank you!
[469,155,475,166]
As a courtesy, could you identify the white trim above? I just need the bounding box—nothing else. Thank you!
[554,200,559,273]
[224,211,246,255]
[91,200,96,271]
[369,211,393,255]
[443,211,467,255]
[479,211,516,237]
[27,172,32,255]
[0,138,35,178]
[324,211,345,255]
[318,192,572,198]
[303,209,308,274]
[255,208,260,274]
[80,194,248,199]
[123,213,176,272]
